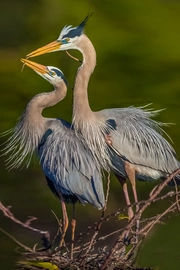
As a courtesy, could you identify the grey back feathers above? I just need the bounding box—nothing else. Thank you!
[39,119,104,208]
[97,107,180,178]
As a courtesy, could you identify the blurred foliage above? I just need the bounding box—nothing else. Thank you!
[1,0,180,269]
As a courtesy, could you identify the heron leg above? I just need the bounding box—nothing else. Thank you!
[59,194,69,247]
[125,162,139,213]
[115,173,134,220]
[125,162,140,242]
[70,203,76,260]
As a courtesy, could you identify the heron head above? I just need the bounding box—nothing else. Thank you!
[21,58,67,86]
[26,13,92,58]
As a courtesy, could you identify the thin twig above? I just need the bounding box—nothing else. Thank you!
[51,210,63,246]
[143,201,179,237]
[0,201,50,249]
[0,227,33,252]
[173,179,180,212]
[74,189,180,253]
[1,169,180,269]
[66,51,82,63]
[100,168,180,270]
[79,172,111,266]
[104,172,111,211]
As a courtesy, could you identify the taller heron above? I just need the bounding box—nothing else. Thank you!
[2,58,105,249]
[27,15,180,219]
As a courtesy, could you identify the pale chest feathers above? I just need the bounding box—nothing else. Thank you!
[73,115,113,171]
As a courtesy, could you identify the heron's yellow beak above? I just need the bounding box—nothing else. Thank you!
[21,58,48,74]
[26,40,62,58]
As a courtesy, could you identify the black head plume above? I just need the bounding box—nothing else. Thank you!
[58,12,93,40]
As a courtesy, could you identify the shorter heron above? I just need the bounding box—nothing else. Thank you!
[2,58,105,250]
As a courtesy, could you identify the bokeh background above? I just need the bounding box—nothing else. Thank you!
[1,0,180,269]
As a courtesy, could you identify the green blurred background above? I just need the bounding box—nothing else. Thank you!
[1,0,180,269]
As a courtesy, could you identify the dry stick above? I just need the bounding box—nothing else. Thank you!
[123,201,179,266]
[76,197,141,249]
[98,190,178,229]
[74,190,179,254]
[75,228,126,254]
[73,190,179,257]
[173,179,180,211]
[95,210,172,250]
[139,207,176,236]
[21,63,26,72]
[75,201,178,268]
[51,210,65,247]
[75,225,95,246]
[104,172,111,210]
[87,172,111,247]
[95,191,180,250]
[121,238,143,268]
[75,204,122,248]
[79,172,111,266]
[100,168,180,270]
[75,220,145,254]
[143,202,178,237]
[66,51,82,63]
[75,178,114,254]
[123,204,179,266]
[139,215,161,235]
[0,227,33,252]
[67,188,178,252]
[152,190,178,203]
[0,201,50,247]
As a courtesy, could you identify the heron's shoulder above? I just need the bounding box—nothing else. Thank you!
[45,118,72,130]
[97,106,155,120]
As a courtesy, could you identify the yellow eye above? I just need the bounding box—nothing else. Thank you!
[65,38,70,42]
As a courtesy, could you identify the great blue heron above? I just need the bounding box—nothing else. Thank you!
[27,15,180,220]
[2,58,105,249]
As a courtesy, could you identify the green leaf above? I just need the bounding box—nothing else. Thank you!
[118,213,129,220]
[19,260,59,270]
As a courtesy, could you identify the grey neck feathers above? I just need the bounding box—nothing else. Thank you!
[2,81,67,169]
[27,81,67,117]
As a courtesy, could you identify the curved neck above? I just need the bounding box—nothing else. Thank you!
[3,80,67,169]
[19,80,67,150]
[72,34,96,124]
[26,81,67,124]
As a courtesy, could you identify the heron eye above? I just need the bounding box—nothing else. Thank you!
[50,71,56,76]
[61,38,70,44]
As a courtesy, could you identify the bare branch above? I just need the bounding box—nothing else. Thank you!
[1,169,180,270]
[100,168,180,270]
[0,201,50,250]
[0,227,33,252]
[80,172,111,262]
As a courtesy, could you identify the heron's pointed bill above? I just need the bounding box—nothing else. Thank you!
[26,41,61,58]
[21,58,48,74]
